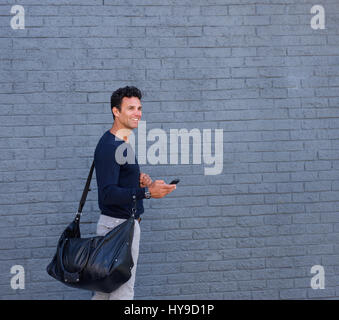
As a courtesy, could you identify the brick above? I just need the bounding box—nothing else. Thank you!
[201,5,228,16]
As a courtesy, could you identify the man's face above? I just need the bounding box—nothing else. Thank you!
[113,96,142,130]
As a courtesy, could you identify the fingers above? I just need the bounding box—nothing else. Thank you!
[140,173,153,188]
[139,173,146,180]
[155,180,176,188]
[165,185,176,196]
[148,180,177,198]
[160,183,176,192]
[165,184,176,189]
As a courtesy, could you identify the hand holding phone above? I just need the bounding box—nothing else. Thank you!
[148,180,176,198]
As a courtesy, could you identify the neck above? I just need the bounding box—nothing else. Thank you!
[110,123,132,143]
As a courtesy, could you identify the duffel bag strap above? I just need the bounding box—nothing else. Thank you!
[131,194,137,218]
[75,160,95,221]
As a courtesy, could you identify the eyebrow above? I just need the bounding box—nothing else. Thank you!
[127,105,142,108]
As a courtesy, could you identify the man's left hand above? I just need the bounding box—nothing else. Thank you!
[140,173,153,188]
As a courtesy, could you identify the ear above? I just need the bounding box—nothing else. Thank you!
[112,106,120,119]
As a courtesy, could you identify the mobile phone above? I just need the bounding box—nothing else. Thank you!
[169,179,180,185]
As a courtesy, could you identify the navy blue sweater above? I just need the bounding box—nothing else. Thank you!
[94,130,146,219]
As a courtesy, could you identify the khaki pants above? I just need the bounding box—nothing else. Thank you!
[91,214,141,300]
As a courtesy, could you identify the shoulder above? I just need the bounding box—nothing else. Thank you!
[96,130,124,148]
[95,131,124,158]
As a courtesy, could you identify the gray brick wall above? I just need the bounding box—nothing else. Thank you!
[1,0,339,300]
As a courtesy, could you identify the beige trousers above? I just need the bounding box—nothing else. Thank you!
[91,214,141,300]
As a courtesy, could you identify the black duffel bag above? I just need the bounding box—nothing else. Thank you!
[46,160,136,293]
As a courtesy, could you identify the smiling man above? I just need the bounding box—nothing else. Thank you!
[91,86,176,300]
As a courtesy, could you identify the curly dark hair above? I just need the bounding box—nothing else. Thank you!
[110,86,142,119]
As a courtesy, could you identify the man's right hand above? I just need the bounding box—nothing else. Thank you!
[148,180,176,199]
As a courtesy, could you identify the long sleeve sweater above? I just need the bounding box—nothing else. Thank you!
[94,130,145,219]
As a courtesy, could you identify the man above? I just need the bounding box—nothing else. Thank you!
[91,86,176,300]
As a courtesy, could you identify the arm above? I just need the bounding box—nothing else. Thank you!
[95,143,145,206]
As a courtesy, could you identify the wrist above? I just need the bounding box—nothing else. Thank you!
[144,187,151,199]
